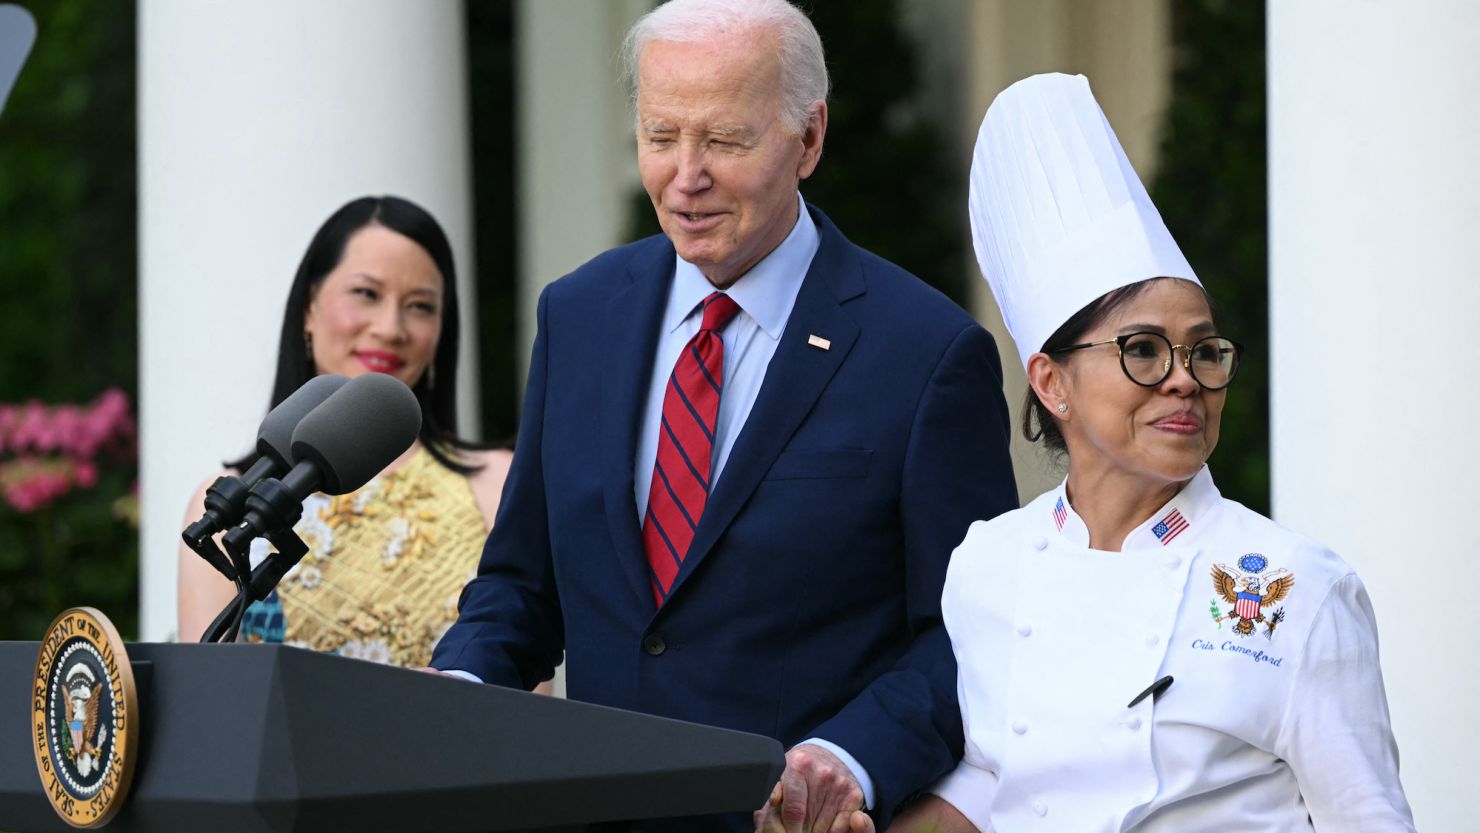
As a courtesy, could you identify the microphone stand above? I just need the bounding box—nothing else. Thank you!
[198,527,310,644]
[197,474,317,644]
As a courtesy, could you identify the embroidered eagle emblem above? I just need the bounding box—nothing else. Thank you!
[1211,554,1294,637]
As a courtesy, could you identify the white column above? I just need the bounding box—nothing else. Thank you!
[1269,3,1480,827]
[138,0,475,641]
[514,0,648,382]
[513,0,648,697]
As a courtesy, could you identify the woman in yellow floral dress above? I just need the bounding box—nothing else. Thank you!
[175,196,516,672]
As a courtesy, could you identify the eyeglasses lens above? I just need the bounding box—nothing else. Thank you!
[1121,333,1171,386]
[1120,334,1239,388]
[1190,337,1238,389]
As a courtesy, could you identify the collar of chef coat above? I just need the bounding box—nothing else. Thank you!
[1049,465,1221,550]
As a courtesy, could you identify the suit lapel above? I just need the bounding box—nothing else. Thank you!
[666,209,866,602]
[600,239,675,609]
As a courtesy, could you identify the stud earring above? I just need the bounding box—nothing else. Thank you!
[1057,402,1068,414]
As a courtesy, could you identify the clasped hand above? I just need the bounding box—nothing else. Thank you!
[753,743,873,833]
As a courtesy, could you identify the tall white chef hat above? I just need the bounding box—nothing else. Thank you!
[969,73,1199,370]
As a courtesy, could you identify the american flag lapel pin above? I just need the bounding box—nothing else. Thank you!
[807,334,831,351]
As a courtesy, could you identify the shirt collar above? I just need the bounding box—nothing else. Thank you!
[1048,465,1221,551]
[665,192,818,338]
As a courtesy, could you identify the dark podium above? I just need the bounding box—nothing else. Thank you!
[0,642,784,832]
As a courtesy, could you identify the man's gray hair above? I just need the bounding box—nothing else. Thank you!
[622,0,830,135]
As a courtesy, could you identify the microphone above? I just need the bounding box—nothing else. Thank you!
[182,374,349,553]
[221,373,422,593]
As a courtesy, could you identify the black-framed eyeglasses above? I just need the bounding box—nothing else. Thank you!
[1052,332,1244,390]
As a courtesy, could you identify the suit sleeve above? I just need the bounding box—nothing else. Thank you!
[430,285,564,689]
[809,321,1019,822]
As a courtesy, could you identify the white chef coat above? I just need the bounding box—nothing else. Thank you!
[932,466,1414,832]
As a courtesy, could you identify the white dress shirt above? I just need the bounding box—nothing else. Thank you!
[633,192,818,519]
[932,466,1414,832]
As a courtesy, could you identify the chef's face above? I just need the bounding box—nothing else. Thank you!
[1050,278,1227,489]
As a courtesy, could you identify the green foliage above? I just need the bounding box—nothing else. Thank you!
[626,0,966,304]
[0,0,139,639]
[1150,0,1269,513]
[0,468,137,639]
[799,0,966,303]
[465,1,519,445]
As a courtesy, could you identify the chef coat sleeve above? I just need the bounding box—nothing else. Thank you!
[930,762,997,833]
[1273,572,1415,831]
[929,625,998,833]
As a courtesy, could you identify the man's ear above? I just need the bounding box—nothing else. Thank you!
[796,100,827,180]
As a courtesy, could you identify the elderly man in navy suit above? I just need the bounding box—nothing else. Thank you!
[431,1,1017,830]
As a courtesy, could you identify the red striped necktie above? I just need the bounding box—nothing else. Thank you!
[642,291,742,606]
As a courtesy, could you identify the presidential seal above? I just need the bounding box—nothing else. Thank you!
[31,607,139,828]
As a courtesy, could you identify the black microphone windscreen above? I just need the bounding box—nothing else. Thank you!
[289,373,422,494]
[256,374,349,469]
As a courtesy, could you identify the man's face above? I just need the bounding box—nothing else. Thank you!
[635,30,825,288]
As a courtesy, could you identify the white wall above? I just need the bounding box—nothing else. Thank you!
[138,0,475,641]
[1268,3,1480,827]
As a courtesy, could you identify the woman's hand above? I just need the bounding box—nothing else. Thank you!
[881,794,981,833]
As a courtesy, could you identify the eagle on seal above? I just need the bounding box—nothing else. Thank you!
[1212,560,1294,636]
[63,664,107,776]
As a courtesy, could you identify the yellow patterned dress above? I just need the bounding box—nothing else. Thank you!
[239,447,488,667]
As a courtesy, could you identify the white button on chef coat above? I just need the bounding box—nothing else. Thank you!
[932,466,1414,832]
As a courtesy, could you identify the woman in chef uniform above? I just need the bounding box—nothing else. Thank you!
[898,74,1415,833]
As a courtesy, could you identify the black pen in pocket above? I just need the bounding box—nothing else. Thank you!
[1128,675,1174,708]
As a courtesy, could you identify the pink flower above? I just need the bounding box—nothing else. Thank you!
[0,460,71,512]
[72,459,98,488]
[0,389,137,513]
[10,402,52,452]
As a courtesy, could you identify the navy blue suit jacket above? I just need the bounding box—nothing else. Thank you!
[433,206,1018,826]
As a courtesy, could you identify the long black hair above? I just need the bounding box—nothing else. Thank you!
[230,195,485,475]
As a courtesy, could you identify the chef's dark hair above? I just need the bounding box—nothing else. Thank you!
[1026,277,1215,455]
